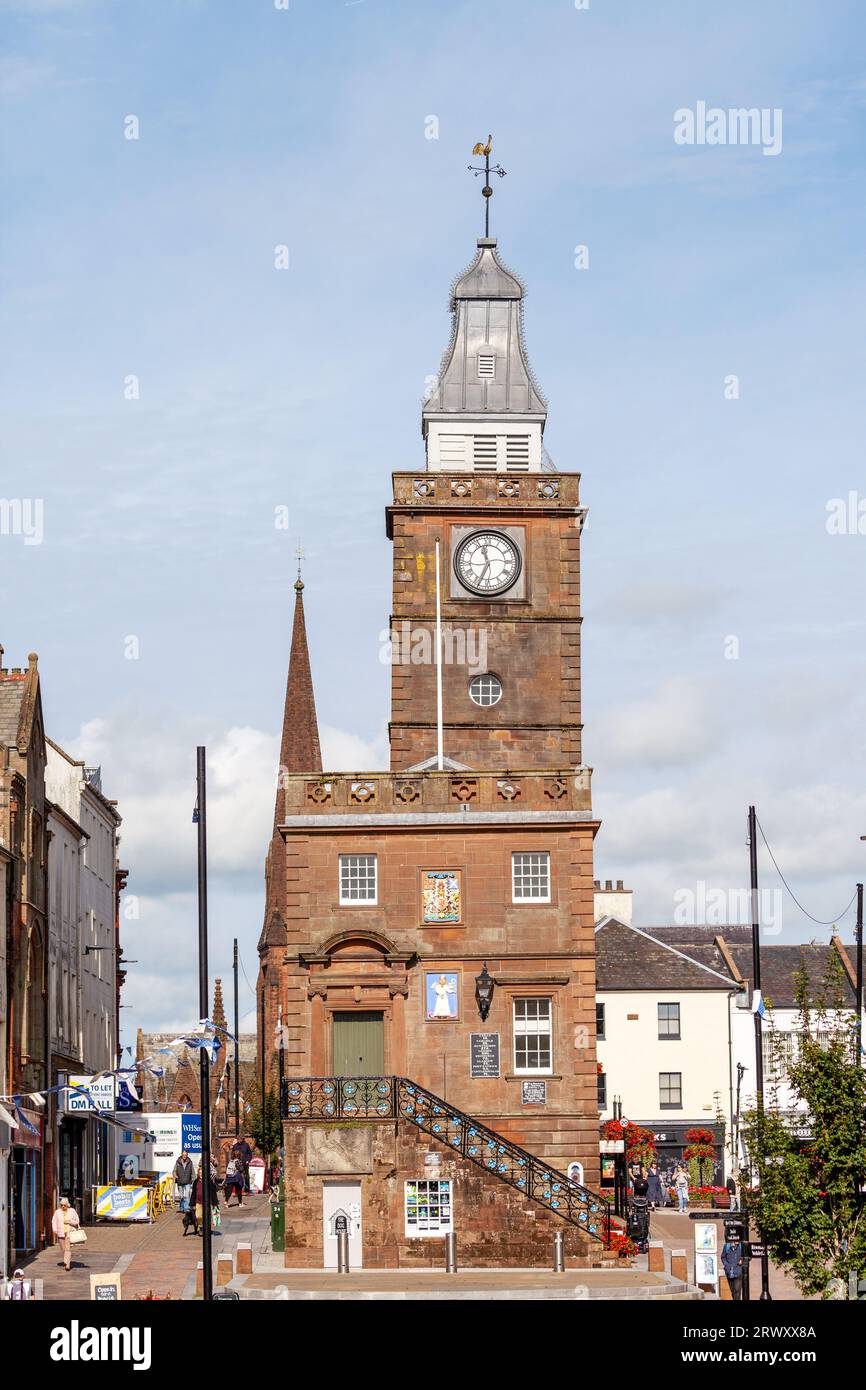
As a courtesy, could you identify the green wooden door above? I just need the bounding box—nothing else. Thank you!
[332,1012,385,1076]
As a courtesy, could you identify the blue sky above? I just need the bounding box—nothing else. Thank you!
[2,0,865,1035]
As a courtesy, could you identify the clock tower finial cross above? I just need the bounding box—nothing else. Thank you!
[467,134,506,238]
[295,542,305,591]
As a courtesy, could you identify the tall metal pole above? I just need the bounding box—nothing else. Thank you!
[260,984,266,1160]
[196,746,213,1301]
[748,805,771,1300]
[855,884,863,1064]
[233,938,240,1136]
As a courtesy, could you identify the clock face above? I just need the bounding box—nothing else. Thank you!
[454,530,521,596]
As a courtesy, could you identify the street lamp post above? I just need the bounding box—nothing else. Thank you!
[233,938,240,1136]
[748,804,772,1301]
[474,963,494,1022]
[855,878,864,1064]
[196,746,213,1302]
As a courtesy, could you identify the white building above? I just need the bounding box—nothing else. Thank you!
[46,740,122,1213]
[595,889,861,1184]
[595,910,739,1184]
[712,928,859,1156]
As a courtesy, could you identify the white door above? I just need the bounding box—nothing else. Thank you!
[322,1182,363,1269]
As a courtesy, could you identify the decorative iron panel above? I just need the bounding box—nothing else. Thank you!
[281,1073,611,1244]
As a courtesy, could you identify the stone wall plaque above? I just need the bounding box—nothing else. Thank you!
[306,1125,373,1175]
[521,1080,547,1106]
[470,1032,500,1078]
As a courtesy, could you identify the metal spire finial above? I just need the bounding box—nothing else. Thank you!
[468,135,506,238]
[295,542,305,591]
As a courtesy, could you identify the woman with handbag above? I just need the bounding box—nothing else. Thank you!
[51,1196,84,1271]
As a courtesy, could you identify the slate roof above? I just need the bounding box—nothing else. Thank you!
[595,918,737,991]
[596,920,857,1008]
[723,942,855,1009]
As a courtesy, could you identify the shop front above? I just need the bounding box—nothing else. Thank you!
[649,1121,726,1189]
[11,1110,43,1258]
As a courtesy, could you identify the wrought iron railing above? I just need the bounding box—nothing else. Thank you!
[281,1074,611,1245]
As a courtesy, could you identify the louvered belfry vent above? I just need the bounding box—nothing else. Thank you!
[472,435,498,471]
[505,435,530,470]
[477,352,495,378]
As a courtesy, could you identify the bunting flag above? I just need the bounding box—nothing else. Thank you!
[13,1104,39,1136]
[0,1016,227,1103]
[752,990,766,1018]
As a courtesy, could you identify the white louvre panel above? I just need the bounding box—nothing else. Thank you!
[472,435,498,472]
[439,435,467,467]
[477,353,495,378]
[505,435,530,470]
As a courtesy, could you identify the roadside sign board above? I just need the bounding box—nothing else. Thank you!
[65,1075,116,1114]
[90,1273,122,1300]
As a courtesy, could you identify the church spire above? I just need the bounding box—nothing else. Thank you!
[212,977,227,1035]
[277,568,322,798]
[260,569,322,954]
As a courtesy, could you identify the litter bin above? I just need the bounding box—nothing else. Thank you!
[270,1194,285,1252]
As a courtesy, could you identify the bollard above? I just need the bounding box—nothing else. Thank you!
[647,1240,665,1274]
[553,1231,565,1273]
[337,1229,350,1274]
[445,1230,457,1273]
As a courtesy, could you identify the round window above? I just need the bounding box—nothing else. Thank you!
[469,673,503,707]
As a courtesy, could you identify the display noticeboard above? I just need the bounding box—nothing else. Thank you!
[694,1219,721,1294]
[90,1274,122,1300]
[95,1185,151,1221]
[470,1033,500,1078]
[521,1080,547,1106]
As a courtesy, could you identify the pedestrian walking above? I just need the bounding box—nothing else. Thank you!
[673,1163,690,1213]
[647,1162,666,1209]
[191,1162,220,1235]
[5,1268,34,1300]
[722,1235,745,1299]
[224,1157,244,1207]
[232,1136,252,1192]
[51,1196,81,1272]
[173,1150,194,1212]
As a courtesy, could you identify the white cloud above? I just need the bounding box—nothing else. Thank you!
[60,712,390,1036]
[320,723,388,771]
[594,678,716,768]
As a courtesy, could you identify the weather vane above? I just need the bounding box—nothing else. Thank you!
[468,135,506,238]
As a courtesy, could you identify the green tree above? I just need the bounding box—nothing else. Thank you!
[740,954,866,1298]
[248,1084,282,1159]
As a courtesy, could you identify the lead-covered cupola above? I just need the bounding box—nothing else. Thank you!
[422,236,548,473]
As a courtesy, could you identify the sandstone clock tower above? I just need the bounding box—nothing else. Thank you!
[260,213,604,1269]
[389,235,584,772]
